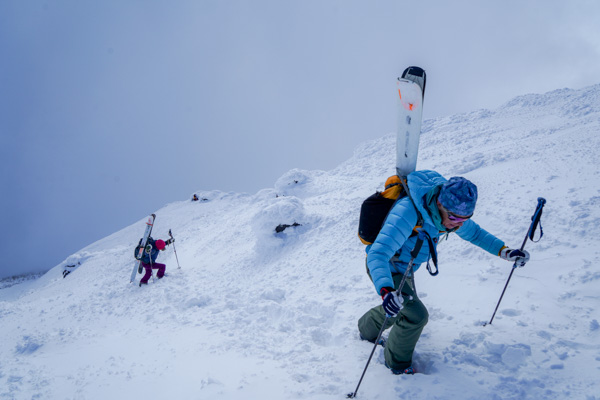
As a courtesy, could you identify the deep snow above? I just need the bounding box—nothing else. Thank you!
[1,84,600,400]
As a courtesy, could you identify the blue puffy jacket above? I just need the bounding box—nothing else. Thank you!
[140,238,161,265]
[366,170,505,294]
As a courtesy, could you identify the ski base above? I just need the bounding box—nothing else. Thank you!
[396,66,426,178]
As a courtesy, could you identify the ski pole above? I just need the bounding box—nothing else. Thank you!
[169,229,181,269]
[347,230,426,399]
[484,197,546,326]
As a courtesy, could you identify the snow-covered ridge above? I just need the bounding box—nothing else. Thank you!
[501,84,600,115]
[1,84,599,399]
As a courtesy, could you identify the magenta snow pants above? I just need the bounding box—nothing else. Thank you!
[140,262,166,284]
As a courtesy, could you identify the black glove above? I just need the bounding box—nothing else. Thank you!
[165,238,174,245]
[381,287,404,317]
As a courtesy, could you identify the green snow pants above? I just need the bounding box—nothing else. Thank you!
[357,265,429,370]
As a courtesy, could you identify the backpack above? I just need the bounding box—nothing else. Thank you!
[134,238,143,259]
[358,175,427,245]
[358,175,438,275]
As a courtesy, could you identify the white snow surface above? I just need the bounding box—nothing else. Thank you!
[2,85,600,399]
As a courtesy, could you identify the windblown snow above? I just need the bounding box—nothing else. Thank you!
[1,84,600,400]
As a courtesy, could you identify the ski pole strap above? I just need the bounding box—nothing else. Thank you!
[528,197,546,243]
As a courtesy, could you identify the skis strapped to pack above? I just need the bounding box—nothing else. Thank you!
[396,66,426,177]
[130,214,156,283]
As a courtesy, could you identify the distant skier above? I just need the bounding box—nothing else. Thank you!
[138,237,174,286]
[358,170,530,374]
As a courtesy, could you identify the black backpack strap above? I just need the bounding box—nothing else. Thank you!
[422,231,439,276]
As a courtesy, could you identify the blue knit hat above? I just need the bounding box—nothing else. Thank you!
[438,177,478,216]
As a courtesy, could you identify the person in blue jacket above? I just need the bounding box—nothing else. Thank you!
[139,237,173,286]
[358,170,530,375]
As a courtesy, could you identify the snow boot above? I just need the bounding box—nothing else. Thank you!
[385,361,415,375]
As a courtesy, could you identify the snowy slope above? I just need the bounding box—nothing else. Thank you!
[1,84,600,400]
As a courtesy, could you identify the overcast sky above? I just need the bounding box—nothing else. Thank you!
[1,0,599,279]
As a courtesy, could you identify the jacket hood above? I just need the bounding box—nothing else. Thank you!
[406,170,447,227]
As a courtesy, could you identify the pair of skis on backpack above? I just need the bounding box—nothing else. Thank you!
[358,67,429,253]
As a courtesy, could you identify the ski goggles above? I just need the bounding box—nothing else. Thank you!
[447,211,472,223]
[440,204,472,222]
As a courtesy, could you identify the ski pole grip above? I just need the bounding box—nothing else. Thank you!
[410,229,426,259]
[527,197,546,242]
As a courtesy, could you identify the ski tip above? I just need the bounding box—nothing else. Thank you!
[399,66,427,97]
[402,66,426,78]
